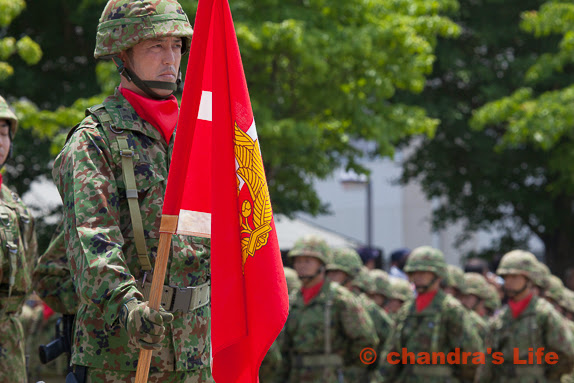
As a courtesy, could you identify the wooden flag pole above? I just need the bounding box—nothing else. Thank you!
[135,215,179,383]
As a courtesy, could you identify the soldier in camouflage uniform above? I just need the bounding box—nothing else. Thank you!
[460,272,490,339]
[545,274,567,315]
[475,250,574,383]
[51,2,212,382]
[532,261,551,297]
[277,236,376,383]
[380,246,483,383]
[483,282,501,318]
[284,266,301,295]
[0,95,38,383]
[442,264,465,301]
[384,276,412,317]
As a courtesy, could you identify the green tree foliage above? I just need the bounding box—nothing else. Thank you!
[400,0,574,277]
[2,0,459,252]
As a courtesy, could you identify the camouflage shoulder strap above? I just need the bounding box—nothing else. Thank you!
[0,190,18,296]
[82,104,152,272]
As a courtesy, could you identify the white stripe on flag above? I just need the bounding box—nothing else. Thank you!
[177,209,211,237]
[197,91,212,122]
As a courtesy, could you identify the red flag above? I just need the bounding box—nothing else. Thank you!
[162,0,289,382]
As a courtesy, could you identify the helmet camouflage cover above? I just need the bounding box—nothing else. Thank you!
[531,261,550,289]
[445,264,465,290]
[388,276,413,301]
[462,272,490,300]
[326,248,363,279]
[496,250,538,280]
[351,267,376,294]
[370,269,392,297]
[404,246,447,280]
[0,95,17,136]
[483,283,501,312]
[545,275,566,307]
[288,235,331,265]
[95,0,193,59]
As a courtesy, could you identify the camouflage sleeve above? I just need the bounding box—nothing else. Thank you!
[276,317,294,382]
[33,220,78,314]
[52,121,142,326]
[543,305,574,379]
[379,303,409,382]
[337,289,378,367]
[445,302,484,380]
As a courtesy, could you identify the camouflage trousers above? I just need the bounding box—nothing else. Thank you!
[86,366,213,383]
[0,315,26,383]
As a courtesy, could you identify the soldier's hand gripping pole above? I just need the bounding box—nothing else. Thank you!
[135,215,178,383]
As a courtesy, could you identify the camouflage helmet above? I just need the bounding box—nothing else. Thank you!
[351,267,376,294]
[404,246,447,280]
[95,0,193,59]
[545,275,567,307]
[388,276,413,302]
[0,95,17,136]
[445,264,465,290]
[288,235,331,265]
[483,283,501,312]
[283,267,301,294]
[370,269,392,297]
[496,250,538,280]
[531,261,550,289]
[462,272,490,300]
[327,248,363,278]
[561,288,574,314]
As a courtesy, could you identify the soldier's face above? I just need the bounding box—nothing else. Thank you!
[461,294,479,311]
[372,293,386,308]
[502,274,530,299]
[0,120,10,165]
[385,298,403,314]
[409,271,437,290]
[326,270,350,285]
[120,37,183,97]
[293,256,323,279]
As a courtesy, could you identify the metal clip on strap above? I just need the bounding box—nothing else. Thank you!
[116,136,152,272]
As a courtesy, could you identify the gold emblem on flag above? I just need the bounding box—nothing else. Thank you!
[235,122,273,270]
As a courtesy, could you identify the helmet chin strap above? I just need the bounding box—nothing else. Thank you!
[504,279,529,298]
[113,57,180,100]
[415,275,439,294]
[299,265,325,282]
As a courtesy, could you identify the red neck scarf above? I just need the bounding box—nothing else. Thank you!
[42,301,55,322]
[301,279,325,305]
[508,292,533,319]
[416,289,438,312]
[0,174,3,190]
[119,86,179,143]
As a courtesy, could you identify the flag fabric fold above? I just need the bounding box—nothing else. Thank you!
[162,0,289,381]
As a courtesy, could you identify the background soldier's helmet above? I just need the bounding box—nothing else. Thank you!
[288,235,331,265]
[545,275,567,307]
[0,95,18,137]
[388,276,413,301]
[483,283,501,312]
[326,248,363,279]
[531,261,550,290]
[496,250,538,280]
[370,269,392,297]
[283,267,301,293]
[351,267,376,294]
[445,264,465,290]
[94,0,193,59]
[462,272,490,300]
[404,246,447,280]
[561,288,574,316]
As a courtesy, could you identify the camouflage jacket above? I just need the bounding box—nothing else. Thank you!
[277,279,377,383]
[356,292,391,351]
[0,184,38,383]
[33,220,78,314]
[380,289,483,383]
[467,309,487,340]
[52,89,210,372]
[475,296,574,383]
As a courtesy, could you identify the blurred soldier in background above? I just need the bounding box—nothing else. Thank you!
[278,236,375,383]
[380,246,482,383]
[476,250,574,383]
[0,95,38,383]
[384,276,413,317]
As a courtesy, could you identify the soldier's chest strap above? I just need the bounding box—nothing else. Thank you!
[84,104,152,272]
